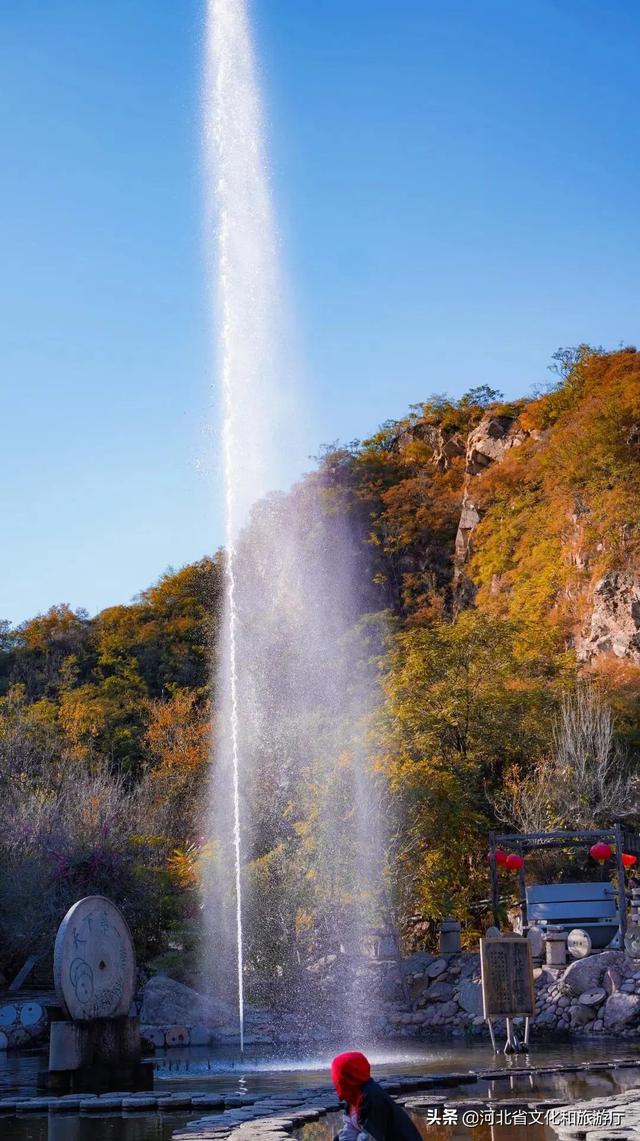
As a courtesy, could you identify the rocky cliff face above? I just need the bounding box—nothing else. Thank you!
[364,350,640,669]
[447,404,639,669]
[453,413,530,594]
[576,572,640,664]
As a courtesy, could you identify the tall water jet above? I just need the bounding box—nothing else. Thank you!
[204,0,286,1051]
[204,0,388,1049]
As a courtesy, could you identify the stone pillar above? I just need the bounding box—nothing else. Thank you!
[631,887,640,927]
[545,926,568,968]
[527,925,544,966]
[439,918,461,954]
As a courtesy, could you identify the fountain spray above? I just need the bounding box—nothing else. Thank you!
[204,0,285,1052]
[205,0,386,1050]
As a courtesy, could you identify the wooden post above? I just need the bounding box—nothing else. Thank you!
[615,822,628,944]
[489,831,499,927]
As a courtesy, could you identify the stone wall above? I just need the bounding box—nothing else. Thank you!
[385,949,640,1038]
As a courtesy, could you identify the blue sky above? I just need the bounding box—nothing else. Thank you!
[2,0,639,625]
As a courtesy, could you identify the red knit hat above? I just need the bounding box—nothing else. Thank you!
[331,1051,371,1112]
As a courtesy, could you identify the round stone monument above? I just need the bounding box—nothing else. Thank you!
[567,928,592,960]
[53,897,136,1021]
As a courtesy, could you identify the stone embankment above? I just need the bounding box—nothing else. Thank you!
[132,949,640,1047]
[5,947,640,1053]
[388,948,640,1038]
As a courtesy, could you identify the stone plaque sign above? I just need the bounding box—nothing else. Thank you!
[480,936,535,1018]
[567,928,592,960]
[54,897,136,1021]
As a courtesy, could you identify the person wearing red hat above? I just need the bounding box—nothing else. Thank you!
[331,1052,422,1141]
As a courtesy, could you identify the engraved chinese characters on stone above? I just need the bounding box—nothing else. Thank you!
[480,936,535,1018]
[53,897,136,1020]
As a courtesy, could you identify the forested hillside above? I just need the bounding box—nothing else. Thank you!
[2,346,640,983]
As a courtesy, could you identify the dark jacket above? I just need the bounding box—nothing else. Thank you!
[357,1079,423,1141]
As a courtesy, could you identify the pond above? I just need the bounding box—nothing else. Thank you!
[5,1037,640,1098]
[2,1039,640,1141]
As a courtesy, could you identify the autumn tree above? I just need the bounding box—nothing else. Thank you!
[377,610,569,937]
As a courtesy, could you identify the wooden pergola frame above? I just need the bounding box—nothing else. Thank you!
[487,825,640,944]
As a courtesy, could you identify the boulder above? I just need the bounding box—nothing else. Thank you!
[603,992,640,1031]
[189,1024,212,1046]
[561,951,625,996]
[140,977,236,1029]
[569,1004,593,1028]
[426,982,454,1003]
[426,959,448,979]
[403,953,435,972]
[457,981,483,1016]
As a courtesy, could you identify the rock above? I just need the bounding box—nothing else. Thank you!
[561,950,623,996]
[454,414,529,576]
[466,415,527,475]
[425,982,454,1002]
[457,981,483,1015]
[603,992,640,1030]
[426,959,448,979]
[140,977,235,1029]
[403,952,435,972]
[576,571,640,664]
[535,1007,557,1026]
[578,988,606,1006]
[534,966,555,987]
[436,1001,459,1021]
[604,966,622,994]
[569,1004,593,1027]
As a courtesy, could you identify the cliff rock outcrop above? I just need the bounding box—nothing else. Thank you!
[576,572,640,664]
[454,413,529,585]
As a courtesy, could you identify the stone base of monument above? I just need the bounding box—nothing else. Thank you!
[39,1015,153,1093]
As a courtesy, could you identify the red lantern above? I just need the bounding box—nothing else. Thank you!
[590,842,613,864]
[505,853,524,872]
[622,853,637,869]
[486,848,508,866]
